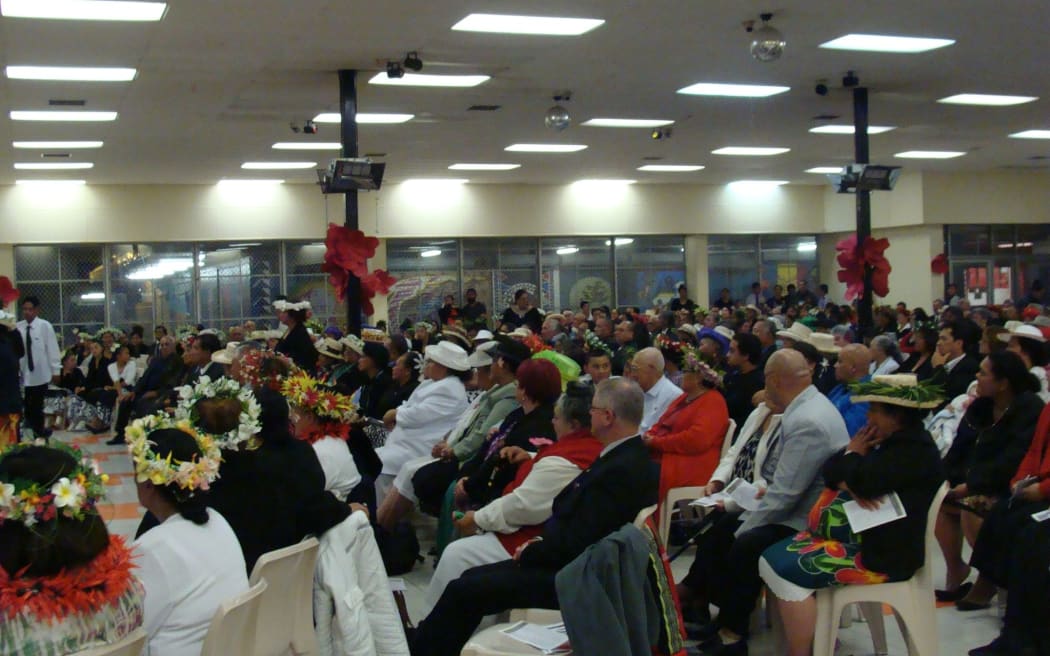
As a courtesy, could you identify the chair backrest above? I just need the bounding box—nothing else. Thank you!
[719,419,737,459]
[199,579,267,656]
[633,504,657,528]
[248,537,320,656]
[915,482,950,591]
[71,628,148,656]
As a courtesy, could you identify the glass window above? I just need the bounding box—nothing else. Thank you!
[614,236,685,310]
[948,225,991,256]
[386,240,460,330]
[539,238,612,312]
[284,240,344,327]
[198,242,281,330]
[109,243,196,335]
[465,238,539,328]
[14,245,60,282]
[759,235,819,294]
[14,245,105,347]
[708,236,759,304]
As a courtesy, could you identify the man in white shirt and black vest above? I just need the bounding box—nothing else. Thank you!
[16,295,61,439]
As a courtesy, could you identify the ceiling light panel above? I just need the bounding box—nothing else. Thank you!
[451,13,604,36]
[10,110,117,121]
[0,0,167,21]
[819,33,955,53]
[637,165,704,172]
[272,142,341,150]
[6,66,137,81]
[676,82,790,97]
[448,163,521,170]
[894,150,966,159]
[805,166,844,174]
[505,144,587,152]
[809,125,895,134]
[14,162,93,169]
[241,162,316,170]
[1009,130,1050,139]
[13,140,103,149]
[367,73,489,88]
[15,179,86,186]
[581,118,674,128]
[712,146,790,156]
[938,94,1037,106]
[313,112,414,124]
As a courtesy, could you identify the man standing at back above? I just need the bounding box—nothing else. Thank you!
[686,350,849,656]
[410,378,659,656]
[16,295,61,439]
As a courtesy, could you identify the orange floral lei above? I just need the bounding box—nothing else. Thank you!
[0,535,136,622]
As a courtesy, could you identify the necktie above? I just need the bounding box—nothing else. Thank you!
[25,324,34,372]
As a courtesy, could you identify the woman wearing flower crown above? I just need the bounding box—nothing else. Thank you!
[274,299,320,372]
[0,442,144,653]
[130,424,249,656]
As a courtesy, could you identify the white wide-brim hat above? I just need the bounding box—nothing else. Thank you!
[424,341,471,372]
[999,323,1046,343]
[808,332,841,354]
[211,341,241,365]
[777,322,812,342]
[317,337,345,360]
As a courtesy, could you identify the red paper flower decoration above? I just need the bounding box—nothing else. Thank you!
[835,234,891,301]
[322,223,397,314]
[930,253,949,275]
[0,276,19,305]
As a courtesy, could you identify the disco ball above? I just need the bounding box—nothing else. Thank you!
[544,105,571,131]
[750,25,785,62]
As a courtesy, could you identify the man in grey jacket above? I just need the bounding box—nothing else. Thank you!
[687,349,849,656]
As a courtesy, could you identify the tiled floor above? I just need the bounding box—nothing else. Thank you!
[60,428,1003,655]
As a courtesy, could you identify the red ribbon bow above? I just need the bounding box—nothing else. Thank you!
[835,234,891,301]
[321,223,397,314]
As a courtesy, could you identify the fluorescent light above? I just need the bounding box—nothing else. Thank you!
[272,142,341,150]
[80,292,105,300]
[6,65,136,81]
[894,150,965,159]
[313,112,415,124]
[582,118,674,128]
[1009,130,1050,139]
[451,13,604,36]
[216,179,284,186]
[1,0,167,21]
[809,125,895,134]
[572,179,636,185]
[420,249,442,258]
[938,94,1037,106]
[637,165,704,172]
[805,166,844,174]
[13,140,103,149]
[15,179,86,186]
[10,110,117,122]
[368,72,489,88]
[14,162,93,170]
[555,246,579,255]
[676,82,790,98]
[604,238,635,246]
[796,242,818,253]
[819,34,955,53]
[505,143,587,153]
[728,180,789,189]
[401,179,469,189]
[448,163,521,171]
[241,162,316,170]
[713,146,790,156]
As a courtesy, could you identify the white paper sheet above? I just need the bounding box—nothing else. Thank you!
[500,621,570,654]
[689,491,729,507]
[843,493,907,532]
[725,478,762,511]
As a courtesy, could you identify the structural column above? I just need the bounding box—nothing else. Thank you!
[339,69,363,336]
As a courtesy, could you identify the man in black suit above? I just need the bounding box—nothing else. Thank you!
[107,334,185,445]
[931,323,980,410]
[409,378,660,656]
[179,333,226,386]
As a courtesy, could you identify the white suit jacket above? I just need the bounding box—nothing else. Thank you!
[376,376,467,476]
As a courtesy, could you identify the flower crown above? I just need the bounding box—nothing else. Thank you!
[234,349,301,392]
[126,415,222,493]
[415,321,435,334]
[582,330,613,358]
[281,372,359,423]
[681,346,724,387]
[94,327,125,342]
[174,376,261,451]
[275,299,312,312]
[0,441,108,529]
[654,333,683,353]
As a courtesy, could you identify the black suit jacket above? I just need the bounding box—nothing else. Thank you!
[930,354,980,409]
[134,353,184,395]
[518,436,659,570]
[276,323,319,372]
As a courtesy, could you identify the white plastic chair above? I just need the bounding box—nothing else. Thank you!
[811,483,950,656]
[249,537,321,656]
[200,579,268,656]
[657,418,736,546]
[634,503,657,528]
[71,628,148,656]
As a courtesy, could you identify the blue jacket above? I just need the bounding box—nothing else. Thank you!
[827,377,870,437]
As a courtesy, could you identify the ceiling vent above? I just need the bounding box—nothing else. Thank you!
[642,156,664,161]
[41,153,72,158]
[467,104,501,111]
[49,99,86,106]
[363,152,387,158]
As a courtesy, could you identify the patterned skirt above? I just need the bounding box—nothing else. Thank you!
[760,489,890,600]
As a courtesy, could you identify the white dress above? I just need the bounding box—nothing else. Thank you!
[312,436,362,502]
[134,509,249,656]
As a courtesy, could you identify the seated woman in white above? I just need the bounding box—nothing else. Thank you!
[130,424,249,656]
[284,372,362,502]
[868,334,901,377]
[423,382,602,613]
[375,341,471,501]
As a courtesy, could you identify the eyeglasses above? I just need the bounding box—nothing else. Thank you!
[589,405,611,414]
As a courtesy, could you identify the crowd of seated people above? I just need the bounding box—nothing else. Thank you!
[4,279,1050,656]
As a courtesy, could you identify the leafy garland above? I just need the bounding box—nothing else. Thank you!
[582,330,613,358]
[0,441,108,529]
[848,379,946,404]
[174,376,261,450]
[233,349,301,392]
[680,345,724,387]
[125,416,222,493]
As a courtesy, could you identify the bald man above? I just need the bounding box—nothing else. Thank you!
[632,347,683,432]
[680,350,849,655]
[827,343,872,437]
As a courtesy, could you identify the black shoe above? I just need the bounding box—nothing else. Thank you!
[935,581,972,602]
[955,597,992,612]
[690,638,748,656]
[36,428,53,438]
[969,634,1013,655]
[87,424,109,435]
[686,621,720,642]
[106,436,126,446]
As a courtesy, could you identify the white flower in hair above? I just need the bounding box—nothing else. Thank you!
[50,477,85,508]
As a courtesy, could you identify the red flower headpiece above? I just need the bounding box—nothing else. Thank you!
[0,277,18,306]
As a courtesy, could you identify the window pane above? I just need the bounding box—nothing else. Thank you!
[198,242,281,327]
[948,225,991,256]
[387,240,459,330]
[539,238,612,312]
[62,281,106,327]
[468,238,538,322]
[60,245,103,281]
[615,236,684,309]
[708,236,759,304]
[285,241,326,275]
[109,243,196,331]
[14,245,60,282]
[759,235,819,297]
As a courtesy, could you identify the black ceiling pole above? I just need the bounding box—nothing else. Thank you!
[339,69,362,337]
[853,85,874,337]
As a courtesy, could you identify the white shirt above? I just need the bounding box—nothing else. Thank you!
[869,358,900,377]
[108,360,138,387]
[641,376,683,433]
[16,317,61,387]
[312,436,362,502]
[135,509,249,656]
[944,353,967,373]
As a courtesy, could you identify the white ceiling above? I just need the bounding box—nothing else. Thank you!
[2,0,1050,186]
